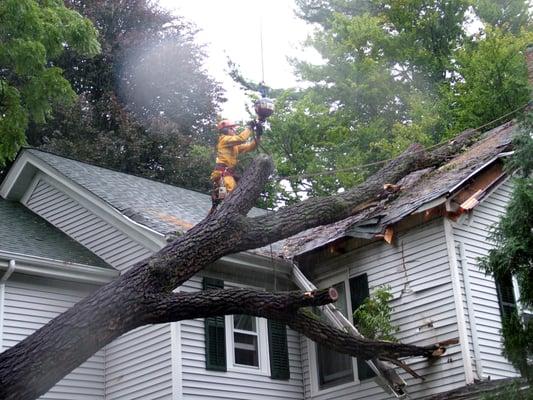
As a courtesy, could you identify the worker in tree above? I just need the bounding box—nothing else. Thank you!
[209,119,263,213]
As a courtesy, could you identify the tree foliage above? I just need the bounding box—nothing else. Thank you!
[27,0,224,192]
[0,0,100,165]
[480,112,533,380]
[263,0,531,200]
[353,286,398,342]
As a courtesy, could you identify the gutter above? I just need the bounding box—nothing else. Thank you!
[0,260,16,351]
[0,251,118,285]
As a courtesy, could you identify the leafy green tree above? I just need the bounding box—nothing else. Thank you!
[480,113,533,380]
[474,0,531,34]
[0,0,100,165]
[27,0,223,192]
[353,286,398,341]
[264,0,531,199]
[442,28,533,134]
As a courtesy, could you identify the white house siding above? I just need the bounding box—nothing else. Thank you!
[452,179,520,380]
[2,275,105,400]
[23,178,174,399]
[179,277,305,399]
[304,219,466,400]
[24,179,151,272]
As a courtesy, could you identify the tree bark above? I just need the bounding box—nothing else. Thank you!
[0,131,478,400]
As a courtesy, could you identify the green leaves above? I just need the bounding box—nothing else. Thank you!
[480,115,533,379]
[0,0,100,165]
[267,0,531,200]
[445,28,533,134]
[353,286,398,342]
[0,81,28,165]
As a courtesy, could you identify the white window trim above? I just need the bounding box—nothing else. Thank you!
[309,271,360,396]
[225,315,271,375]
[512,276,533,321]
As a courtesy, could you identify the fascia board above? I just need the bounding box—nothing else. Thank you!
[0,151,34,199]
[447,152,514,196]
[4,152,167,252]
[0,251,119,285]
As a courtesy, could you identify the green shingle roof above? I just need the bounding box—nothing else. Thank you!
[0,198,111,268]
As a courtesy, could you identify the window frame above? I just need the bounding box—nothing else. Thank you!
[309,272,361,396]
[225,314,271,375]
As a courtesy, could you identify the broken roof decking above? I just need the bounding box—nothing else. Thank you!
[26,149,264,236]
[282,121,515,257]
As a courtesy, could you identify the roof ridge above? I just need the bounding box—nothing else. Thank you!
[25,147,213,197]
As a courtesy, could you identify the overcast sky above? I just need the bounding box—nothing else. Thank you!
[158,0,318,120]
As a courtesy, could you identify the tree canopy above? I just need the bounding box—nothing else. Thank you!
[23,0,224,193]
[261,0,532,201]
[0,0,100,165]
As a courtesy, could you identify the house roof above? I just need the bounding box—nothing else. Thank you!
[282,121,515,257]
[0,198,111,268]
[25,149,264,236]
[21,149,269,241]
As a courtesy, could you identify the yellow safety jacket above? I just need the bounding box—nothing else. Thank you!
[214,127,258,168]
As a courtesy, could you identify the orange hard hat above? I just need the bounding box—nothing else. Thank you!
[217,119,238,131]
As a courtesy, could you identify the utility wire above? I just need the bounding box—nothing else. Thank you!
[271,102,528,182]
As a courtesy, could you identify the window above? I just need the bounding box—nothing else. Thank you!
[316,281,354,389]
[232,314,260,367]
[313,274,375,393]
[496,271,517,319]
[203,277,290,379]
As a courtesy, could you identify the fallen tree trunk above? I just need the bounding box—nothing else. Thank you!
[0,129,479,400]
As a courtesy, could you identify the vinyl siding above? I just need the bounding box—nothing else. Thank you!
[303,219,465,400]
[2,275,105,400]
[24,179,151,272]
[179,276,305,399]
[24,178,173,399]
[452,179,520,380]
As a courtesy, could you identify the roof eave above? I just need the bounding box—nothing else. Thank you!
[0,250,119,285]
[1,151,167,252]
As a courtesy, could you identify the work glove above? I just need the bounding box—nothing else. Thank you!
[247,120,263,137]
[247,120,256,130]
[255,121,264,137]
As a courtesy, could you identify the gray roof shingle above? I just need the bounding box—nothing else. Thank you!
[28,149,217,235]
[27,149,265,236]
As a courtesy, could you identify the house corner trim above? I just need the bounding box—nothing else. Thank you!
[444,218,475,384]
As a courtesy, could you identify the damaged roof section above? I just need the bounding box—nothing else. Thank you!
[282,121,515,258]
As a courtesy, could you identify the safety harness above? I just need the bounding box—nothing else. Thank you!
[211,163,236,207]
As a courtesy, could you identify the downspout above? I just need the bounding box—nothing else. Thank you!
[0,260,16,351]
[457,241,484,380]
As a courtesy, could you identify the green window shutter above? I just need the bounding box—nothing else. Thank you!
[203,277,226,371]
[268,319,290,380]
[349,274,376,381]
[495,272,517,319]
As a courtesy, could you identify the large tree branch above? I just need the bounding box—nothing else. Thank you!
[286,310,436,360]
[146,287,339,324]
[0,131,477,400]
[237,129,480,249]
